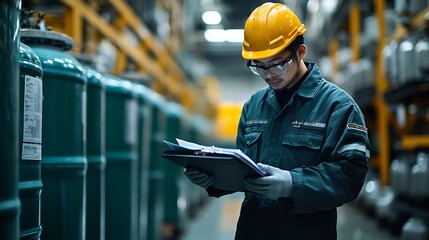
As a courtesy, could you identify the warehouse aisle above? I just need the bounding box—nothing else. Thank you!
[180,192,400,240]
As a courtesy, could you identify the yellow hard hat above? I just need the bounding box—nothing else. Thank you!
[242,2,306,60]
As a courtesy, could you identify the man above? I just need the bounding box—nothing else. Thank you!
[185,2,369,239]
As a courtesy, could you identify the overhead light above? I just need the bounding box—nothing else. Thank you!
[202,11,222,25]
[204,29,244,43]
[204,29,225,42]
[225,29,244,42]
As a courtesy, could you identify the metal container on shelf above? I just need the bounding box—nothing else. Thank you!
[398,34,420,84]
[104,74,139,240]
[362,177,381,215]
[401,217,428,240]
[390,155,411,197]
[18,43,44,239]
[383,40,399,86]
[0,1,21,239]
[21,29,88,240]
[359,58,374,89]
[410,0,427,15]
[415,33,429,75]
[410,152,429,199]
[375,187,398,228]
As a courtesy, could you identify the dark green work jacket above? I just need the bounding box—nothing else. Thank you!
[209,62,369,240]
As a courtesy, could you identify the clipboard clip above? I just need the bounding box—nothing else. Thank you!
[194,150,208,156]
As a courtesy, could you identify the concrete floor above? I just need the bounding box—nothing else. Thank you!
[180,192,400,240]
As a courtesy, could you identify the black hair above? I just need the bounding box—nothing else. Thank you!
[286,35,304,51]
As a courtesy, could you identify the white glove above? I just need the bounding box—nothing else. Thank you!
[243,163,292,200]
[184,168,214,188]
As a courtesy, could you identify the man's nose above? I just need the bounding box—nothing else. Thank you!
[265,69,277,78]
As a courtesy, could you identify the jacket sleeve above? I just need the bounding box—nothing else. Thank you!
[289,103,369,213]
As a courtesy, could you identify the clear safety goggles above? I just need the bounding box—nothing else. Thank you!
[247,48,297,77]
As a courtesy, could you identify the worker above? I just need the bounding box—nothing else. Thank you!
[184,2,369,239]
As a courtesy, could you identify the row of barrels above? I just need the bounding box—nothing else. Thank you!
[1,3,211,240]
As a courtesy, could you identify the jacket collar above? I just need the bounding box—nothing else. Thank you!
[294,62,323,99]
[265,62,323,111]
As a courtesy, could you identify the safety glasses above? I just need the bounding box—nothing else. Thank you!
[247,47,298,77]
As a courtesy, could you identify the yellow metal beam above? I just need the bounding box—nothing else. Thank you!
[107,0,184,81]
[349,3,360,63]
[328,38,339,82]
[64,0,83,50]
[61,0,183,99]
[374,0,389,186]
[107,0,196,112]
[402,135,429,150]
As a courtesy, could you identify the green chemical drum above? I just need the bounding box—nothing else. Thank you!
[131,82,152,240]
[145,89,167,240]
[163,101,189,239]
[104,74,139,240]
[18,43,43,240]
[84,67,106,240]
[21,29,87,240]
[0,1,21,239]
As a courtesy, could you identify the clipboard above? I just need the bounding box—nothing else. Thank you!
[162,150,266,192]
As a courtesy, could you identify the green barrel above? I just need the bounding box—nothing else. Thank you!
[163,101,189,238]
[21,29,87,240]
[131,83,152,240]
[0,1,21,239]
[186,114,212,217]
[104,74,139,240]
[18,43,44,239]
[84,67,106,240]
[146,90,167,240]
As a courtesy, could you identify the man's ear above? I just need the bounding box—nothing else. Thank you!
[297,44,306,59]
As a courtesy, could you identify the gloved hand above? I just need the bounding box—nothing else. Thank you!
[243,163,292,200]
[184,168,214,188]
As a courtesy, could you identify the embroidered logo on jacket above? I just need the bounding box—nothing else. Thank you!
[347,123,367,133]
[290,120,326,129]
[246,120,268,125]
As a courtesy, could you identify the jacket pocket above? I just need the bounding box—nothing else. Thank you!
[244,131,262,163]
[280,132,324,169]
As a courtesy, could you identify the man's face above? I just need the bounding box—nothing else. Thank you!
[251,49,298,90]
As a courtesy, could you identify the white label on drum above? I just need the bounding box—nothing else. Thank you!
[22,143,42,160]
[23,75,43,143]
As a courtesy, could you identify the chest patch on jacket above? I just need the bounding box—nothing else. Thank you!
[347,123,367,133]
[290,120,326,129]
[246,119,268,125]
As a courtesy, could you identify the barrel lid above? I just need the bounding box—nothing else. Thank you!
[144,88,166,107]
[165,101,185,118]
[19,43,43,70]
[85,67,105,87]
[103,74,136,96]
[21,29,73,51]
[132,82,151,99]
[30,47,86,83]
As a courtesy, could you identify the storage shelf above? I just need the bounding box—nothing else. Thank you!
[393,7,429,41]
[384,78,429,103]
[392,199,429,220]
